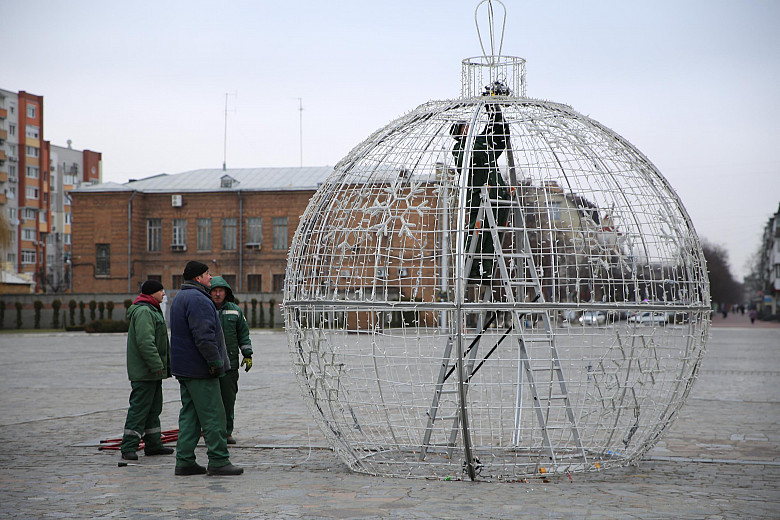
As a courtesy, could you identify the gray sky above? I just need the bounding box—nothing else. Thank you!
[2,0,778,280]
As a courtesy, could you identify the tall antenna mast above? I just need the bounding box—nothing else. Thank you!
[222,92,237,170]
[296,97,304,167]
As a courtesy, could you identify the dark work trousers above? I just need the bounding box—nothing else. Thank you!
[219,370,240,436]
[120,380,164,453]
[175,377,231,469]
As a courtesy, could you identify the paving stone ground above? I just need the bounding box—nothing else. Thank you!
[0,322,778,519]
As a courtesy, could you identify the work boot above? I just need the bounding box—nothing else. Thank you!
[121,451,138,461]
[207,463,243,476]
[145,446,174,456]
[175,463,207,476]
[226,435,236,445]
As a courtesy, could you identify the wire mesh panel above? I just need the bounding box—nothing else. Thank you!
[284,56,709,481]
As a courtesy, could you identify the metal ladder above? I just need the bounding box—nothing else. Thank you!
[420,184,587,468]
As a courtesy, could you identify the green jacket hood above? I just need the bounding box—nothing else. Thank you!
[209,276,235,303]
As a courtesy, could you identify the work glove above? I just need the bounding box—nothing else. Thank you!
[208,360,223,376]
[241,357,252,372]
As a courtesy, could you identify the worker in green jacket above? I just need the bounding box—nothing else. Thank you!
[209,276,253,444]
[120,280,174,461]
[450,101,511,284]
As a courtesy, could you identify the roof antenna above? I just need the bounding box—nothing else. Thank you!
[222,92,237,170]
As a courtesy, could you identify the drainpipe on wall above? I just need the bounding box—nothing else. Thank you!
[128,191,137,293]
[238,190,243,292]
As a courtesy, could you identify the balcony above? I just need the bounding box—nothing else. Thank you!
[0,192,6,205]
[0,150,6,162]
[0,129,7,141]
[0,170,7,183]
[0,108,6,119]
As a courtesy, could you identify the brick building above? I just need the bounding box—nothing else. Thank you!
[0,89,49,290]
[70,167,332,294]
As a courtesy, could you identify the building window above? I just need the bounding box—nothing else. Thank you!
[247,217,262,246]
[197,218,212,251]
[27,105,37,118]
[273,273,285,292]
[96,244,110,276]
[26,146,39,158]
[8,164,16,180]
[247,274,262,292]
[147,219,161,252]
[9,124,15,136]
[273,217,288,250]
[22,208,36,220]
[65,213,71,224]
[7,253,16,265]
[26,187,39,199]
[222,274,237,290]
[22,250,36,264]
[21,228,36,241]
[64,234,71,245]
[246,274,263,292]
[222,218,237,250]
[172,219,187,250]
[26,166,39,178]
[26,125,39,139]
[172,274,183,288]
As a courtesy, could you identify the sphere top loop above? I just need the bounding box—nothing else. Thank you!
[475,0,507,60]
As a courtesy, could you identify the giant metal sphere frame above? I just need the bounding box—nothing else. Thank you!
[284,52,710,481]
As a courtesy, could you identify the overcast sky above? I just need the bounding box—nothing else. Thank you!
[2,0,778,279]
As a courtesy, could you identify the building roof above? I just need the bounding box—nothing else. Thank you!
[71,166,334,193]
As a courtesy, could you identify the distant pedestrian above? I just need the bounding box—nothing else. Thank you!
[169,260,243,476]
[120,280,174,461]
[209,276,253,444]
[749,309,757,324]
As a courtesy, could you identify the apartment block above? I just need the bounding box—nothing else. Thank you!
[48,143,102,292]
[0,88,103,293]
[0,89,48,292]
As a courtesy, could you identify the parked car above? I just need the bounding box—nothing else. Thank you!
[579,311,606,326]
[628,312,667,325]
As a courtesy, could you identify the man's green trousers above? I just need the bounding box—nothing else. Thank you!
[120,380,165,453]
[219,370,240,436]
[176,377,231,469]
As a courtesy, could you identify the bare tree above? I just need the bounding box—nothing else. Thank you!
[701,239,743,305]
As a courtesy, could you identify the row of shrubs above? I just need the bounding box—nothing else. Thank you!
[0,297,278,332]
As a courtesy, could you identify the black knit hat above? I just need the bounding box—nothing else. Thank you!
[183,260,209,280]
[141,279,164,295]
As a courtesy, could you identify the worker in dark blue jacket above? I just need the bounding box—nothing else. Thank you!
[169,260,243,476]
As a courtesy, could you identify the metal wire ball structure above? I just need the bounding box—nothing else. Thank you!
[284,8,710,482]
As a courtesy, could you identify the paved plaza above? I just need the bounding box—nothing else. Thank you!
[0,318,778,519]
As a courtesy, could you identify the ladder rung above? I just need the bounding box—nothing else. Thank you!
[485,198,515,205]
[537,394,569,401]
[522,336,554,342]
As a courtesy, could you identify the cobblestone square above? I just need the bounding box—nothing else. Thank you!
[0,317,778,519]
